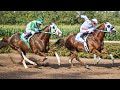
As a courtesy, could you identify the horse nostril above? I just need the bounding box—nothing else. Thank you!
[112,30,116,34]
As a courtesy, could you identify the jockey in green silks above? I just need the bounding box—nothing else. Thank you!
[22,18,43,40]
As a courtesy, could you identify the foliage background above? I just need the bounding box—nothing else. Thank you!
[0,11,120,25]
[0,11,120,59]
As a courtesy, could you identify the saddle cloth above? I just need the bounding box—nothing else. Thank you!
[20,33,32,49]
[75,33,89,53]
[75,33,84,44]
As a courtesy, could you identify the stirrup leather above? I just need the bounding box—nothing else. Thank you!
[83,35,89,53]
[83,42,89,53]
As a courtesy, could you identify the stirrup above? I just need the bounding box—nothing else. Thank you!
[84,42,89,53]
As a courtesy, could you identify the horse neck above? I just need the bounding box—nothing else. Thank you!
[37,26,51,41]
[93,24,105,43]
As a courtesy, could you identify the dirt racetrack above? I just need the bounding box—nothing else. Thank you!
[0,53,120,79]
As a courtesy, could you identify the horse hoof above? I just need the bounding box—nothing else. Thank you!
[69,65,74,68]
[58,63,60,66]
[96,62,99,64]
[18,62,23,65]
[25,67,28,69]
[112,60,114,65]
[85,65,89,69]
[45,62,49,66]
[34,65,39,68]
[111,62,114,65]
[33,63,37,66]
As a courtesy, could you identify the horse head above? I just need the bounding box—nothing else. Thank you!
[104,22,116,34]
[49,22,62,37]
[97,22,116,34]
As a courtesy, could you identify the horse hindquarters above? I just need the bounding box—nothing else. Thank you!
[0,37,9,49]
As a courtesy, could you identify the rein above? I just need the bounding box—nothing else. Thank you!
[95,23,110,33]
[40,26,55,35]
[40,31,54,35]
[96,29,110,33]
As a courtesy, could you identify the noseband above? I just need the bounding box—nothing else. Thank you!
[96,23,111,33]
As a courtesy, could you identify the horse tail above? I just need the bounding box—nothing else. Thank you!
[54,38,65,47]
[0,37,9,49]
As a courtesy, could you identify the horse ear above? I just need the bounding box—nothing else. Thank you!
[51,19,56,24]
[106,18,109,23]
[49,18,56,25]
[105,22,109,24]
[49,21,55,25]
[49,22,53,25]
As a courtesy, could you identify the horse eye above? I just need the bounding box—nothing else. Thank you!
[53,26,55,29]
[107,25,110,28]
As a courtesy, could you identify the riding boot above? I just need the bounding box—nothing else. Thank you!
[80,33,86,39]
[80,33,84,40]
[24,32,32,40]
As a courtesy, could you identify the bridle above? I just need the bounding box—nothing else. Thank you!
[96,23,115,33]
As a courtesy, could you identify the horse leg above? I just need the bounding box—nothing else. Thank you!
[69,51,83,68]
[47,49,61,65]
[94,54,97,59]
[101,49,114,65]
[93,54,97,64]
[92,49,102,64]
[74,51,85,66]
[16,49,28,68]
[69,53,75,68]
[68,51,76,67]
[22,58,28,69]
[17,49,37,68]
[54,51,61,66]
[109,54,114,65]
[21,52,37,66]
[37,51,48,62]
[74,52,89,69]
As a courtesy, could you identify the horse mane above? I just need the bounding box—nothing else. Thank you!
[91,23,104,38]
[96,23,104,29]
[42,25,49,31]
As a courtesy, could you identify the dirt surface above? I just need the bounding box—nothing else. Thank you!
[0,53,120,79]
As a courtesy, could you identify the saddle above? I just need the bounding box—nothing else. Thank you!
[75,33,90,53]
[20,33,32,49]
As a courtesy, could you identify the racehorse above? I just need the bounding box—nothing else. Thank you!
[0,22,62,69]
[55,22,116,68]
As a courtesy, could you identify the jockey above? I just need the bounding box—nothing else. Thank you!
[23,18,43,40]
[75,15,98,43]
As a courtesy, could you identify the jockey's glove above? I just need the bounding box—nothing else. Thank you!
[88,28,94,33]
[81,15,87,18]
[93,27,97,31]
[35,30,40,34]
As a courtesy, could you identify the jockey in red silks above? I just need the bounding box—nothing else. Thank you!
[75,15,98,52]
[75,15,98,43]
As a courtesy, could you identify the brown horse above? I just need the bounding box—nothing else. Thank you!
[55,22,116,68]
[0,22,62,68]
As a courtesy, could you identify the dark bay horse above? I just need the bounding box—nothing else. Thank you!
[55,22,116,68]
[0,22,62,68]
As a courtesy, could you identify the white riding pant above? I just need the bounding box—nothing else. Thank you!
[80,27,94,34]
[26,28,35,35]
[75,32,85,43]
[22,29,35,39]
